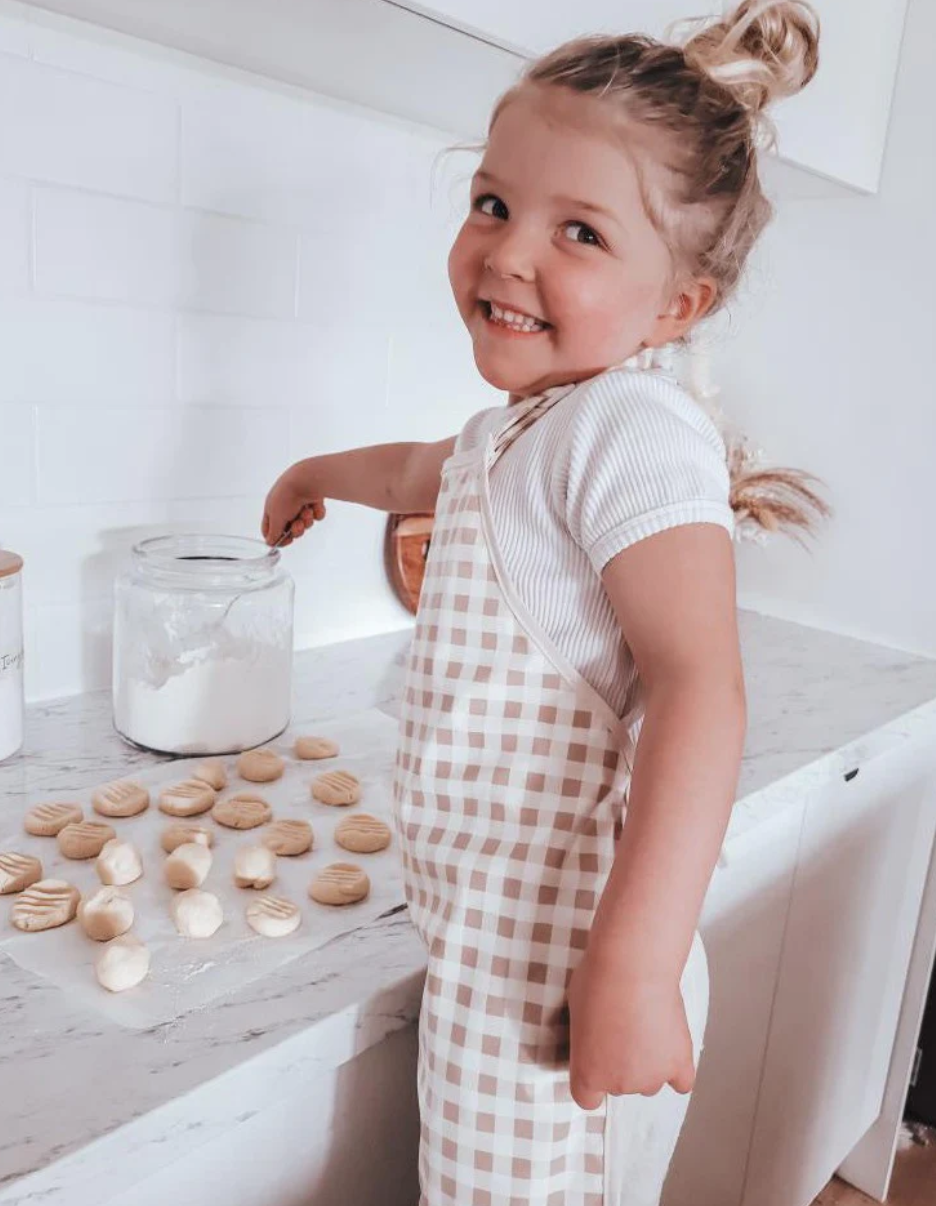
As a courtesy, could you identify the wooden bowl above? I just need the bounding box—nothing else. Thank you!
[385,512,435,614]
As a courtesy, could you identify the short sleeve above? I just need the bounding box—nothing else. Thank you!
[553,370,734,574]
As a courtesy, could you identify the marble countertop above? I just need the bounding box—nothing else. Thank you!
[3,610,936,1205]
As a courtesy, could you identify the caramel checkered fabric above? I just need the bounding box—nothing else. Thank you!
[392,390,705,1205]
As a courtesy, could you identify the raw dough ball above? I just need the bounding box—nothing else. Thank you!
[92,779,150,818]
[158,779,216,818]
[24,801,83,836]
[334,813,392,854]
[161,824,214,854]
[246,896,301,938]
[237,749,285,783]
[79,886,134,942]
[95,934,150,993]
[0,851,43,894]
[171,889,223,938]
[192,759,227,791]
[308,862,370,906]
[164,842,212,890]
[311,769,361,807]
[212,793,272,830]
[233,845,277,890]
[97,838,144,886]
[294,735,340,761]
[11,879,80,931]
[262,819,314,857]
[58,820,117,860]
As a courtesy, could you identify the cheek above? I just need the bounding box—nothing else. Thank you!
[553,267,658,344]
[448,227,478,307]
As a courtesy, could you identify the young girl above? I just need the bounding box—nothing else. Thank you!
[263,2,822,1201]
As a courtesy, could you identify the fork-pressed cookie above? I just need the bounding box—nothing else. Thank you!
[92,779,150,818]
[158,779,217,818]
[0,851,43,895]
[334,813,391,854]
[11,879,80,931]
[261,819,314,856]
[212,792,272,830]
[246,895,301,937]
[192,759,227,791]
[24,802,83,837]
[310,769,361,807]
[57,820,117,860]
[308,862,370,906]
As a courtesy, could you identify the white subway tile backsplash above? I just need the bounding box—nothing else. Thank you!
[178,314,317,407]
[34,187,179,305]
[0,176,29,291]
[36,405,289,506]
[178,210,298,319]
[0,404,33,505]
[0,295,175,405]
[0,55,178,203]
[0,4,30,58]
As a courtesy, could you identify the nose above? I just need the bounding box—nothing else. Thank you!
[483,224,536,282]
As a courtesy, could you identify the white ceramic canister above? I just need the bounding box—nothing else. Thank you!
[112,535,294,756]
[0,550,25,763]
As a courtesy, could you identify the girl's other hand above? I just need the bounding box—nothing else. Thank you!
[566,938,696,1110]
[262,466,326,547]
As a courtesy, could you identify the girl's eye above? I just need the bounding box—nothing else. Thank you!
[563,220,602,247]
[474,193,508,220]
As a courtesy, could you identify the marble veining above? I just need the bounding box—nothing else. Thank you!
[2,614,936,1204]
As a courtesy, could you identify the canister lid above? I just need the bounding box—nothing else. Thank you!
[0,550,23,579]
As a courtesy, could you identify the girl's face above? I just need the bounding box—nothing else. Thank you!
[448,85,688,401]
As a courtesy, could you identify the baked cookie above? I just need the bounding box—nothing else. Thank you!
[95,934,150,992]
[171,889,223,938]
[161,824,214,854]
[233,845,276,890]
[334,813,391,854]
[0,851,43,895]
[308,862,370,906]
[192,759,227,791]
[11,879,80,931]
[246,896,301,938]
[261,819,313,857]
[92,779,150,818]
[164,842,212,890]
[237,749,284,783]
[58,820,117,860]
[158,779,216,818]
[294,735,340,761]
[310,770,361,807]
[78,886,134,942]
[24,802,83,837]
[212,793,272,830]
[96,838,143,886]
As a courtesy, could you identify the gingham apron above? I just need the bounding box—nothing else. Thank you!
[392,383,709,1206]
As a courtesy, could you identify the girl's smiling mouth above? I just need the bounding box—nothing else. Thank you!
[480,298,552,334]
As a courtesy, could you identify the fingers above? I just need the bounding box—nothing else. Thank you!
[569,1072,605,1112]
[668,1058,696,1096]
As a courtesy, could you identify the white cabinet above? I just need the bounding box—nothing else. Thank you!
[663,801,805,1206]
[395,0,910,193]
[742,737,936,1206]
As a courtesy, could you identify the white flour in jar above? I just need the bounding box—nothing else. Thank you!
[114,643,291,755]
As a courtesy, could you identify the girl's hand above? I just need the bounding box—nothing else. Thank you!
[566,937,696,1110]
[262,465,327,547]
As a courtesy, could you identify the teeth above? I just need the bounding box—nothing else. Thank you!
[488,301,546,332]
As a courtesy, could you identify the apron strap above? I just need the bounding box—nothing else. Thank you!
[489,383,577,468]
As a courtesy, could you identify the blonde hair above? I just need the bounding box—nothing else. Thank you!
[488,0,820,311]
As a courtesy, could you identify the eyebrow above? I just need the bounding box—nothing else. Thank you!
[473,169,621,227]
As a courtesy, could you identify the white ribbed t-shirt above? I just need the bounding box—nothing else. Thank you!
[454,366,734,719]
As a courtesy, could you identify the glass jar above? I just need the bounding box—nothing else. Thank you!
[0,550,24,763]
[113,535,294,756]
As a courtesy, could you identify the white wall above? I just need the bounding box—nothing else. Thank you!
[717,0,935,657]
[0,1,498,701]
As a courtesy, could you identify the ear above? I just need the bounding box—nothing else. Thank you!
[644,277,718,347]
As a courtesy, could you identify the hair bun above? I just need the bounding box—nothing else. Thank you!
[678,0,820,116]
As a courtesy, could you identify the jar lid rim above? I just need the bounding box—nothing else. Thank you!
[0,550,23,579]
[132,534,279,571]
